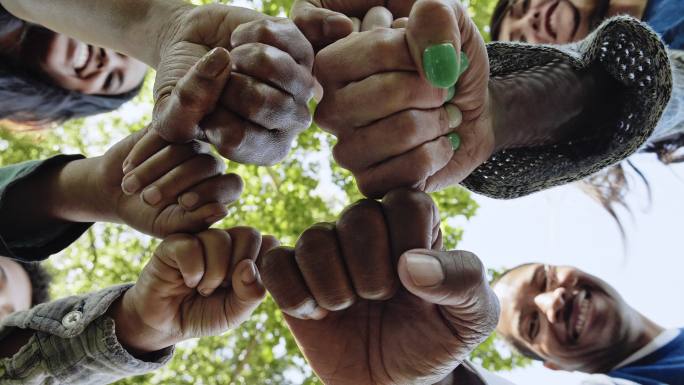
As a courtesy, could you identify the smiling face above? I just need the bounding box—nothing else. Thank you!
[497,0,601,44]
[494,263,646,373]
[0,257,32,322]
[19,26,147,96]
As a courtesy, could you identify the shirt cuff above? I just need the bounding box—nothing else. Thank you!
[0,154,92,262]
[1,285,174,384]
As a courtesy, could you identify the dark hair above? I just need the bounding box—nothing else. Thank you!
[17,261,51,306]
[490,0,511,41]
[0,8,142,124]
[491,262,544,362]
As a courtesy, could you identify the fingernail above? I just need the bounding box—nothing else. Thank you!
[423,43,459,88]
[308,306,329,321]
[205,210,228,224]
[445,104,462,129]
[121,175,140,194]
[241,262,258,285]
[199,288,213,297]
[323,14,351,38]
[180,192,199,209]
[405,252,445,287]
[199,47,230,77]
[122,160,133,175]
[444,85,456,103]
[448,133,461,151]
[142,186,162,205]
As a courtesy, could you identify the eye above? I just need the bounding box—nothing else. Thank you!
[529,312,540,340]
[103,73,114,92]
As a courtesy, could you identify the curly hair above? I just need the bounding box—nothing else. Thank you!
[17,261,51,306]
[0,7,142,124]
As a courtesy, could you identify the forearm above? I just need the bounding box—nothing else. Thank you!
[488,63,602,152]
[0,0,190,67]
[0,157,112,240]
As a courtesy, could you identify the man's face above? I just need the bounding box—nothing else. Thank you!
[494,263,637,372]
[497,0,597,44]
[0,257,32,322]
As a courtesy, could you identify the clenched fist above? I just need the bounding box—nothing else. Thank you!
[259,189,499,385]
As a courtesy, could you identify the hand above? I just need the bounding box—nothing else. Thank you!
[134,4,315,166]
[111,228,278,355]
[291,0,415,49]
[312,0,492,198]
[96,127,242,238]
[259,189,499,385]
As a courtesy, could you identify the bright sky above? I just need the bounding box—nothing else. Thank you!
[453,154,684,384]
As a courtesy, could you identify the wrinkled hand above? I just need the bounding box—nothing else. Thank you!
[291,0,415,49]
[97,126,242,238]
[133,4,315,167]
[311,0,491,198]
[259,189,499,385]
[112,228,278,355]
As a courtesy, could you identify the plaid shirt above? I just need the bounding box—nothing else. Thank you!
[0,284,173,384]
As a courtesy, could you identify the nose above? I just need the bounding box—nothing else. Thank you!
[534,287,566,323]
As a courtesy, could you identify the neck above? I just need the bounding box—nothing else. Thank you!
[591,311,665,373]
[607,0,649,19]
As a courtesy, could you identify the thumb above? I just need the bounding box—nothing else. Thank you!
[398,249,500,338]
[224,259,266,329]
[291,0,354,50]
[406,0,469,89]
[152,47,232,143]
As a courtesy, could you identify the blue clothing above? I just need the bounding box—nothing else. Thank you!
[608,329,684,385]
[643,0,684,50]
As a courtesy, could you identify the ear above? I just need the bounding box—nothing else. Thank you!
[543,361,562,371]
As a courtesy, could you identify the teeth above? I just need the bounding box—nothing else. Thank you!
[574,296,590,338]
[74,43,89,70]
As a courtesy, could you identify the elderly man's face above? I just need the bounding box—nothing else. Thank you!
[0,257,32,322]
[494,263,636,372]
[497,0,598,44]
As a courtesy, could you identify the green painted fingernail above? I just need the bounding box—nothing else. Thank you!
[423,43,459,88]
[448,132,461,151]
[444,85,455,103]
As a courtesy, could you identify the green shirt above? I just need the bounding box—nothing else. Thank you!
[0,155,92,262]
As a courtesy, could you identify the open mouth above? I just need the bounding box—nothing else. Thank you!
[565,288,592,342]
[544,0,559,41]
[73,43,92,74]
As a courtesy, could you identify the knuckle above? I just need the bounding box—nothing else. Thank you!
[383,187,434,211]
[233,226,262,245]
[165,233,201,255]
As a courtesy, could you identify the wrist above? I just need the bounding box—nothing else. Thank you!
[53,157,117,223]
[150,1,195,68]
[109,288,176,357]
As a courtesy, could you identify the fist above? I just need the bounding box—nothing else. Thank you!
[114,228,278,354]
[313,0,492,198]
[259,189,499,385]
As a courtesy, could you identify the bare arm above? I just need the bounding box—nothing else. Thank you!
[0,0,188,67]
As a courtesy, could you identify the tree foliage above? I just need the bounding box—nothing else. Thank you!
[0,0,528,383]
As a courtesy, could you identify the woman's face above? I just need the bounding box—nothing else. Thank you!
[20,27,147,96]
[0,257,31,322]
[497,0,598,44]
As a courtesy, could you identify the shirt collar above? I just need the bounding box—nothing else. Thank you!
[613,329,681,369]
